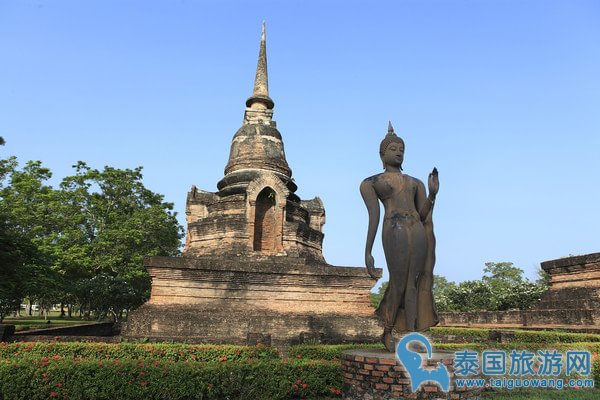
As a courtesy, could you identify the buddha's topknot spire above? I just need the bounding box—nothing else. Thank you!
[245,22,274,112]
[387,121,395,135]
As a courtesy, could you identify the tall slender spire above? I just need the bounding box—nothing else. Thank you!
[245,22,274,112]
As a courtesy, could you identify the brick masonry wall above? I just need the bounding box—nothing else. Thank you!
[341,349,481,400]
[440,252,600,329]
[122,305,383,345]
[121,256,385,344]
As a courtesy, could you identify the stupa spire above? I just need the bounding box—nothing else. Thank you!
[245,22,275,115]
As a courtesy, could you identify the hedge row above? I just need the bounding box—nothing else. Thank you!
[3,340,594,362]
[0,342,279,363]
[428,327,600,344]
[435,342,600,354]
[289,341,600,361]
[0,358,342,400]
[428,327,490,340]
[511,330,600,344]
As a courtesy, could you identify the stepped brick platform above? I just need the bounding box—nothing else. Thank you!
[122,256,382,345]
[439,252,600,330]
[341,349,481,400]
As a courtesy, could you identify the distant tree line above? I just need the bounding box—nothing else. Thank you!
[371,262,549,313]
[0,138,183,322]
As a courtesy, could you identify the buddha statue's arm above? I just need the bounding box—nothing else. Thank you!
[418,168,439,222]
[360,179,379,280]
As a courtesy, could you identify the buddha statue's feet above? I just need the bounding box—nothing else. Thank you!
[382,330,395,352]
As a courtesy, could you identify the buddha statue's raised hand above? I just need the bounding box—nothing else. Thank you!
[428,167,439,199]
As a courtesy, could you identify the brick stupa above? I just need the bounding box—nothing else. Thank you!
[123,25,382,345]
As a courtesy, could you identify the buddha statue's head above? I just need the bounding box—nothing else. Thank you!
[380,122,405,170]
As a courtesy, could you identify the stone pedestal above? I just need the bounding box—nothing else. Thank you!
[341,349,481,400]
[122,256,382,344]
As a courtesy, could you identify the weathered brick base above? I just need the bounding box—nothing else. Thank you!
[122,256,383,344]
[341,349,481,400]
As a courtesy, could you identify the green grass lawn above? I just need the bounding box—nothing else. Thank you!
[3,314,98,331]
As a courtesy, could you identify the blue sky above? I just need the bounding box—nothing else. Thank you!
[1,1,599,288]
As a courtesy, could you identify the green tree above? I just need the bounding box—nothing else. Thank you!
[0,215,24,322]
[0,158,62,319]
[0,155,183,322]
[56,162,183,320]
[435,262,549,313]
[0,141,21,321]
[370,281,388,308]
[445,280,494,312]
[433,275,457,312]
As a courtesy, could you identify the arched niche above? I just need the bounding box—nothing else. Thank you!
[247,173,288,254]
[253,187,277,251]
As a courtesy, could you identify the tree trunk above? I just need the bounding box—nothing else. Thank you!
[67,304,72,318]
[27,299,32,316]
[60,303,65,318]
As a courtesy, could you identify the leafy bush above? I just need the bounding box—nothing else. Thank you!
[0,342,279,363]
[436,341,600,354]
[433,262,549,312]
[0,357,342,400]
[428,327,600,344]
[428,327,490,340]
[512,330,600,344]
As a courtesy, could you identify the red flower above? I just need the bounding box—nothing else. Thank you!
[50,392,58,398]
[140,381,148,387]
[218,357,227,362]
[302,383,308,389]
[42,373,48,378]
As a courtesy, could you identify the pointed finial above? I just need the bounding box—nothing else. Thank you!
[244,24,275,123]
[245,22,274,110]
[387,121,395,135]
